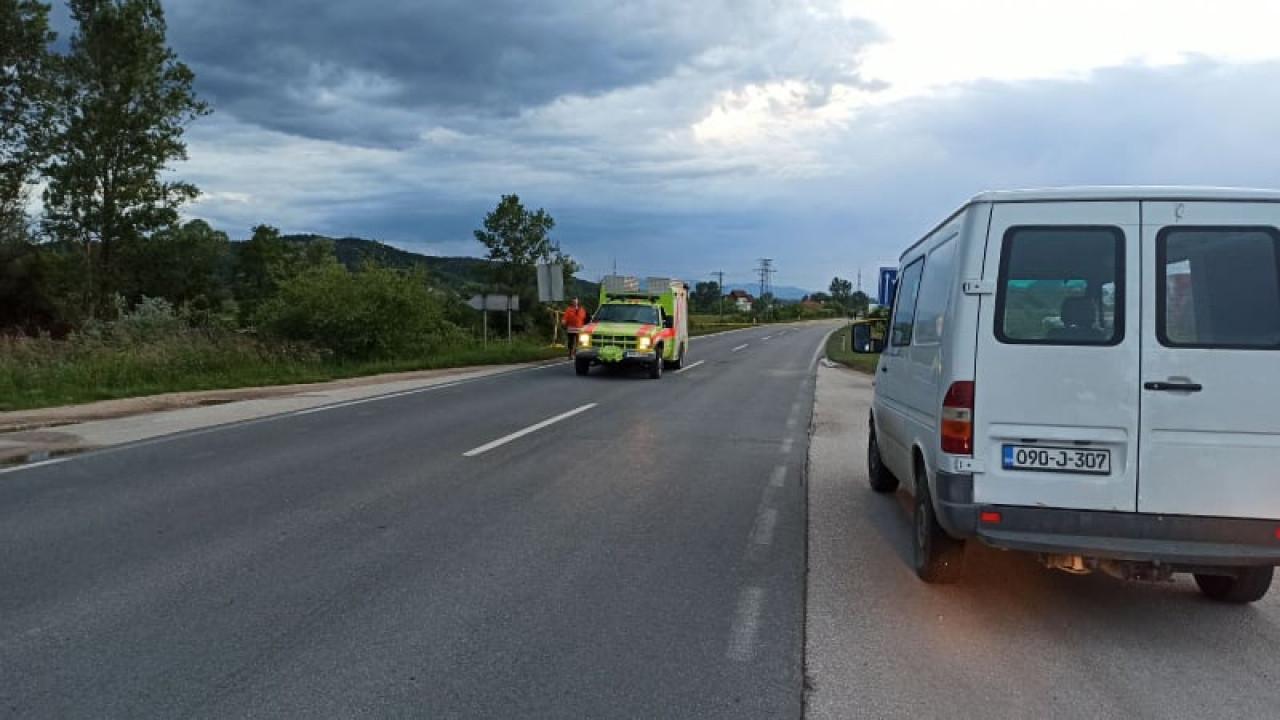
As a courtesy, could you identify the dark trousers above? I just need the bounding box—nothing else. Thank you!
[566,331,579,353]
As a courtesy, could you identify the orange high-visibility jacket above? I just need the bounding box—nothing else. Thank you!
[563,306,587,330]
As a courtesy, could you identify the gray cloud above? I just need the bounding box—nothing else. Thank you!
[159,0,880,146]
[117,2,1280,289]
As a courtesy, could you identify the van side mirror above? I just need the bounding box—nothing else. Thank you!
[851,324,882,354]
[663,316,674,329]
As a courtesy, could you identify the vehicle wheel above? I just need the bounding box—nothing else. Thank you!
[867,424,899,493]
[665,346,684,370]
[1194,567,1274,603]
[648,349,663,379]
[575,358,590,376]
[912,467,964,584]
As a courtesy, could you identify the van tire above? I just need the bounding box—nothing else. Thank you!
[665,345,683,370]
[1194,567,1273,603]
[575,358,591,376]
[867,425,899,493]
[648,348,663,379]
[912,468,965,584]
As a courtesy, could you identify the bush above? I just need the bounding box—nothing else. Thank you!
[256,264,465,359]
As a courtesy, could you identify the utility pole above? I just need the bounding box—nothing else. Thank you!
[755,258,775,320]
[713,270,725,321]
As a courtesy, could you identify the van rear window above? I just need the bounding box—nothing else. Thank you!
[995,226,1124,346]
[1158,227,1280,349]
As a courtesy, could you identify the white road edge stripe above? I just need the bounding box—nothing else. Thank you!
[674,360,706,375]
[0,456,72,476]
[731,344,749,353]
[462,403,597,457]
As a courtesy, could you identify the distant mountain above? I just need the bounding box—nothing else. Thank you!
[720,281,816,301]
[281,234,599,300]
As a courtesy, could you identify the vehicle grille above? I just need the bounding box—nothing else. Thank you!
[593,334,637,349]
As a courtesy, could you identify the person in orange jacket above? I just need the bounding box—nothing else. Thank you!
[562,297,588,357]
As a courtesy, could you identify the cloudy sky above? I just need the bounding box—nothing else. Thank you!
[53,0,1280,291]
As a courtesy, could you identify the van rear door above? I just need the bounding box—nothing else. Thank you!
[1138,202,1280,519]
[973,202,1141,511]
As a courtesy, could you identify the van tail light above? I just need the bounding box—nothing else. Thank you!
[941,381,975,455]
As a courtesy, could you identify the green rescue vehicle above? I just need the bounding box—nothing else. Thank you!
[575,276,689,379]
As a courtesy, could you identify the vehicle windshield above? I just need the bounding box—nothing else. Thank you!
[593,304,659,324]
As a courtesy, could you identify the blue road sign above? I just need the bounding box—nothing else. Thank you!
[877,267,898,307]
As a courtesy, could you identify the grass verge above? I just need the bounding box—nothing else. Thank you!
[825,325,880,374]
[0,334,563,412]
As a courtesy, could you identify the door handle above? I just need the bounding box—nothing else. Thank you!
[1144,381,1202,392]
[880,366,888,373]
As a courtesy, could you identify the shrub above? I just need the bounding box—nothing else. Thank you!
[256,264,465,359]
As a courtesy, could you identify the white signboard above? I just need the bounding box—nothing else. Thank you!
[467,294,520,312]
[537,263,565,303]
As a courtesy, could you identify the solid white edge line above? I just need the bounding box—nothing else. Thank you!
[0,456,72,476]
[463,403,597,458]
[0,360,576,475]
[674,360,706,375]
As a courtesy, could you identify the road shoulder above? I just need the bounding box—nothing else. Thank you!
[0,360,564,466]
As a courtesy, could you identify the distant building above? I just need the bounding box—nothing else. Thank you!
[727,289,754,311]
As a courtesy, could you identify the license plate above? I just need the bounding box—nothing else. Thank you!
[1002,445,1111,475]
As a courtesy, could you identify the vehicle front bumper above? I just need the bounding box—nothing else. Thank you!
[575,347,658,364]
[934,471,1280,567]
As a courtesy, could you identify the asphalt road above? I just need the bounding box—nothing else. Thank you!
[806,365,1280,720]
[1,323,833,719]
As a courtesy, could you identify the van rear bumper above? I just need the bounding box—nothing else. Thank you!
[934,472,1280,567]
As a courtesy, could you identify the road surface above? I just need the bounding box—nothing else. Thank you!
[805,364,1280,720]
[1,323,828,719]
[9,322,1280,720]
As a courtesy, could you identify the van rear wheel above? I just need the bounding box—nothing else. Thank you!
[912,470,964,584]
[1194,567,1274,603]
[665,345,684,370]
[867,425,898,493]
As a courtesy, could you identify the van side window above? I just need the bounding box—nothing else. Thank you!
[995,226,1124,346]
[1158,226,1280,349]
[890,258,925,347]
[913,238,957,346]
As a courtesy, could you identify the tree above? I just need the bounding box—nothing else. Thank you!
[691,280,721,313]
[829,276,853,314]
[0,0,54,243]
[232,224,333,321]
[117,219,230,308]
[850,290,870,317]
[473,194,558,293]
[42,0,209,314]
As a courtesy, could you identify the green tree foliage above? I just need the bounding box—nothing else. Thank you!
[829,276,853,313]
[0,0,53,241]
[41,0,209,313]
[691,280,721,313]
[117,219,230,309]
[231,225,334,321]
[473,194,558,293]
[850,290,870,317]
[256,263,462,360]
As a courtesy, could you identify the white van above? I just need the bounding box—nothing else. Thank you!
[862,187,1280,602]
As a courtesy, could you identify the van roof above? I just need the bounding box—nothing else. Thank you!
[969,186,1280,203]
[900,186,1280,260]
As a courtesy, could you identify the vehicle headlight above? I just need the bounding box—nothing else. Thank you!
[637,336,651,350]
[578,333,591,347]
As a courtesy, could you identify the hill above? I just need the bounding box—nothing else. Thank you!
[280,234,599,300]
